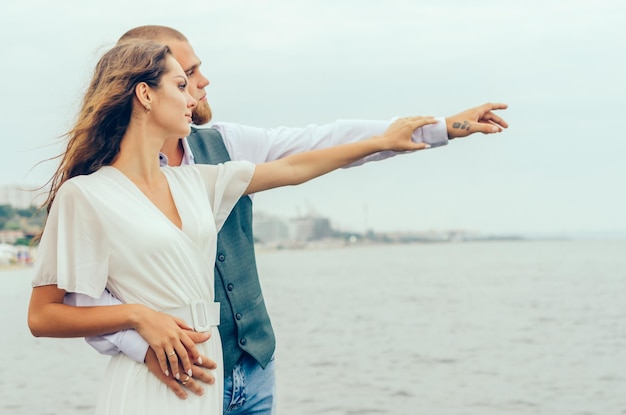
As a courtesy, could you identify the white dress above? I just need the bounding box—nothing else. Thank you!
[32,162,255,415]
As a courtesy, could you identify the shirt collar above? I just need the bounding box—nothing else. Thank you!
[158,137,195,167]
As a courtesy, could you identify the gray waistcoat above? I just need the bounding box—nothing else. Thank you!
[187,126,275,376]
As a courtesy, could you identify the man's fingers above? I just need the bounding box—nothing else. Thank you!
[480,112,509,129]
[172,316,193,331]
[480,102,508,112]
[472,121,501,134]
[178,376,205,396]
[165,376,188,400]
[145,349,189,399]
[487,120,505,131]
[172,363,213,396]
[194,354,217,369]
[191,363,216,384]
[187,330,211,344]
[476,103,508,128]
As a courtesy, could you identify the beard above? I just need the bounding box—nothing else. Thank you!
[192,100,212,126]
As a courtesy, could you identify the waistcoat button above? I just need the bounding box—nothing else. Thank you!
[227,283,234,291]
[218,253,226,262]
[235,313,242,320]
[239,338,247,346]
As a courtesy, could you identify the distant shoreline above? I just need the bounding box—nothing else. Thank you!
[0,264,33,272]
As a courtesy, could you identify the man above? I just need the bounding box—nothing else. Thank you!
[65,25,508,414]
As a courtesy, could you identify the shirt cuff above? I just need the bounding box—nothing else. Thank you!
[118,329,150,363]
[413,117,448,148]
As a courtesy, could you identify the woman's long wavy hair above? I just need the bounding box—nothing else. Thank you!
[37,40,171,237]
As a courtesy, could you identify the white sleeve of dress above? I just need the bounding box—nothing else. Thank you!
[194,161,255,232]
[213,118,447,166]
[32,181,110,298]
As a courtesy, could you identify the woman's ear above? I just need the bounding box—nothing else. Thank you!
[135,82,152,113]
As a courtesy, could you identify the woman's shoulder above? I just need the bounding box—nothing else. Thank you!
[58,167,116,194]
[50,170,111,212]
[194,160,255,171]
[163,161,254,177]
[65,166,113,184]
[194,161,255,181]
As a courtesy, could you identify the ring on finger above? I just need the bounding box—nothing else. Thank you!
[167,351,176,357]
[181,375,191,385]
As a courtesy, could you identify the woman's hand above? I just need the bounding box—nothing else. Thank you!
[133,306,210,381]
[376,116,438,152]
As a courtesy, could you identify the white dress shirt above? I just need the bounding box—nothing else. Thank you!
[64,117,448,362]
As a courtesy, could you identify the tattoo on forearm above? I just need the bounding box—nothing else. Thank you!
[452,121,471,131]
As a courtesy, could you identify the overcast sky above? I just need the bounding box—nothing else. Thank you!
[1,0,624,235]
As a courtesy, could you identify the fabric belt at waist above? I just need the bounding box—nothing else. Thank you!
[164,300,220,332]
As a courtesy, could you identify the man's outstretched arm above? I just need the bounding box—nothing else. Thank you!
[214,102,507,166]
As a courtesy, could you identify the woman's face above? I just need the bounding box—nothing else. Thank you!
[149,56,197,139]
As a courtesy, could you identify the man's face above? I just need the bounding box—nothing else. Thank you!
[148,56,197,140]
[167,40,212,125]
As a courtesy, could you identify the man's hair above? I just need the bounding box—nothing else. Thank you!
[118,25,188,44]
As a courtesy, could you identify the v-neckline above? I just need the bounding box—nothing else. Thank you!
[102,165,184,232]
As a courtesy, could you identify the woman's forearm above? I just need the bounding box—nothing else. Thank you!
[247,136,383,194]
[283,137,383,184]
[28,285,146,338]
[29,285,204,379]
[245,116,436,195]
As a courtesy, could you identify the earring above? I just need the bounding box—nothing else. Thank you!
[144,104,151,113]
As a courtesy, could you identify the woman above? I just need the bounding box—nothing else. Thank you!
[27,40,435,414]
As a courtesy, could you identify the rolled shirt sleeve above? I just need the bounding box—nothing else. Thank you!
[64,291,149,363]
[212,117,447,166]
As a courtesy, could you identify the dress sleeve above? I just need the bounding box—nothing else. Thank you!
[194,161,255,233]
[32,181,110,298]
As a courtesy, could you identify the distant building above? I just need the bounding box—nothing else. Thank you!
[253,213,290,243]
[253,213,335,245]
[0,184,42,208]
[288,216,332,242]
[0,230,26,244]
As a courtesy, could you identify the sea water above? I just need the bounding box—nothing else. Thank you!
[2,240,625,414]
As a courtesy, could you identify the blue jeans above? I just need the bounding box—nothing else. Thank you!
[223,353,276,415]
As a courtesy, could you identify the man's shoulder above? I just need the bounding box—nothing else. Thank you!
[188,126,232,164]
[189,125,224,140]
